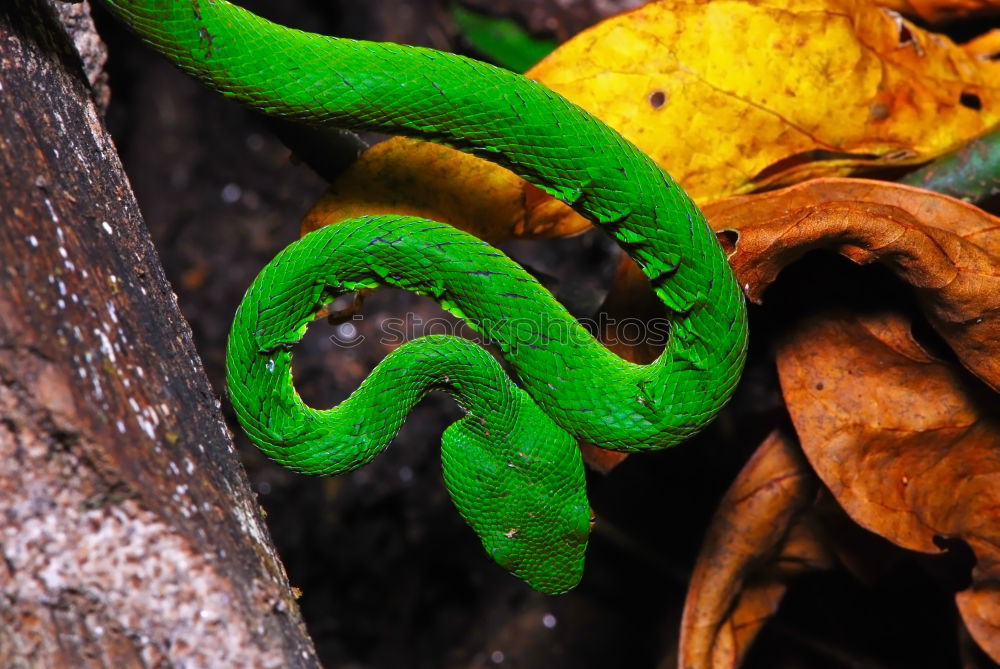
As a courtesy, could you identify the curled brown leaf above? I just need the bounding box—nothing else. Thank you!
[776,309,1000,662]
[680,430,832,669]
[706,178,1000,391]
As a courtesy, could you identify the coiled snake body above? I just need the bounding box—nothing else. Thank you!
[99,0,748,593]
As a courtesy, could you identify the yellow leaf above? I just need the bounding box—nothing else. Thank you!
[304,0,999,240]
[300,137,589,240]
[531,0,1000,200]
[963,28,1000,61]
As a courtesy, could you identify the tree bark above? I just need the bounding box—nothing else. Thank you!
[0,2,319,666]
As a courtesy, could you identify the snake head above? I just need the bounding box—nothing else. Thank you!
[441,389,590,594]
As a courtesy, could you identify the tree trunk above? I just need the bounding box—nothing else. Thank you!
[0,2,319,666]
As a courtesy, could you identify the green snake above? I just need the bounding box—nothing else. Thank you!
[97,0,748,594]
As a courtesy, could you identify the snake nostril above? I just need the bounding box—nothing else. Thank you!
[648,90,667,110]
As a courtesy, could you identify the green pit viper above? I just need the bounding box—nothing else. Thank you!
[96,0,748,594]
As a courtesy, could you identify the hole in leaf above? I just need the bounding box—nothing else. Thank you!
[648,90,666,110]
[959,91,982,110]
[908,312,955,362]
[930,535,976,591]
[716,229,739,256]
[897,21,914,44]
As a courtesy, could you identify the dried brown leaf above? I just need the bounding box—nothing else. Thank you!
[706,178,1000,391]
[776,309,1000,662]
[679,430,832,669]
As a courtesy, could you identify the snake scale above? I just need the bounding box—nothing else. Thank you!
[97,0,748,593]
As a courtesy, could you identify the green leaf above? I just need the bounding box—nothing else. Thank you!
[450,4,557,73]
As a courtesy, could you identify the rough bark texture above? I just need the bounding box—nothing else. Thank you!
[0,1,320,666]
